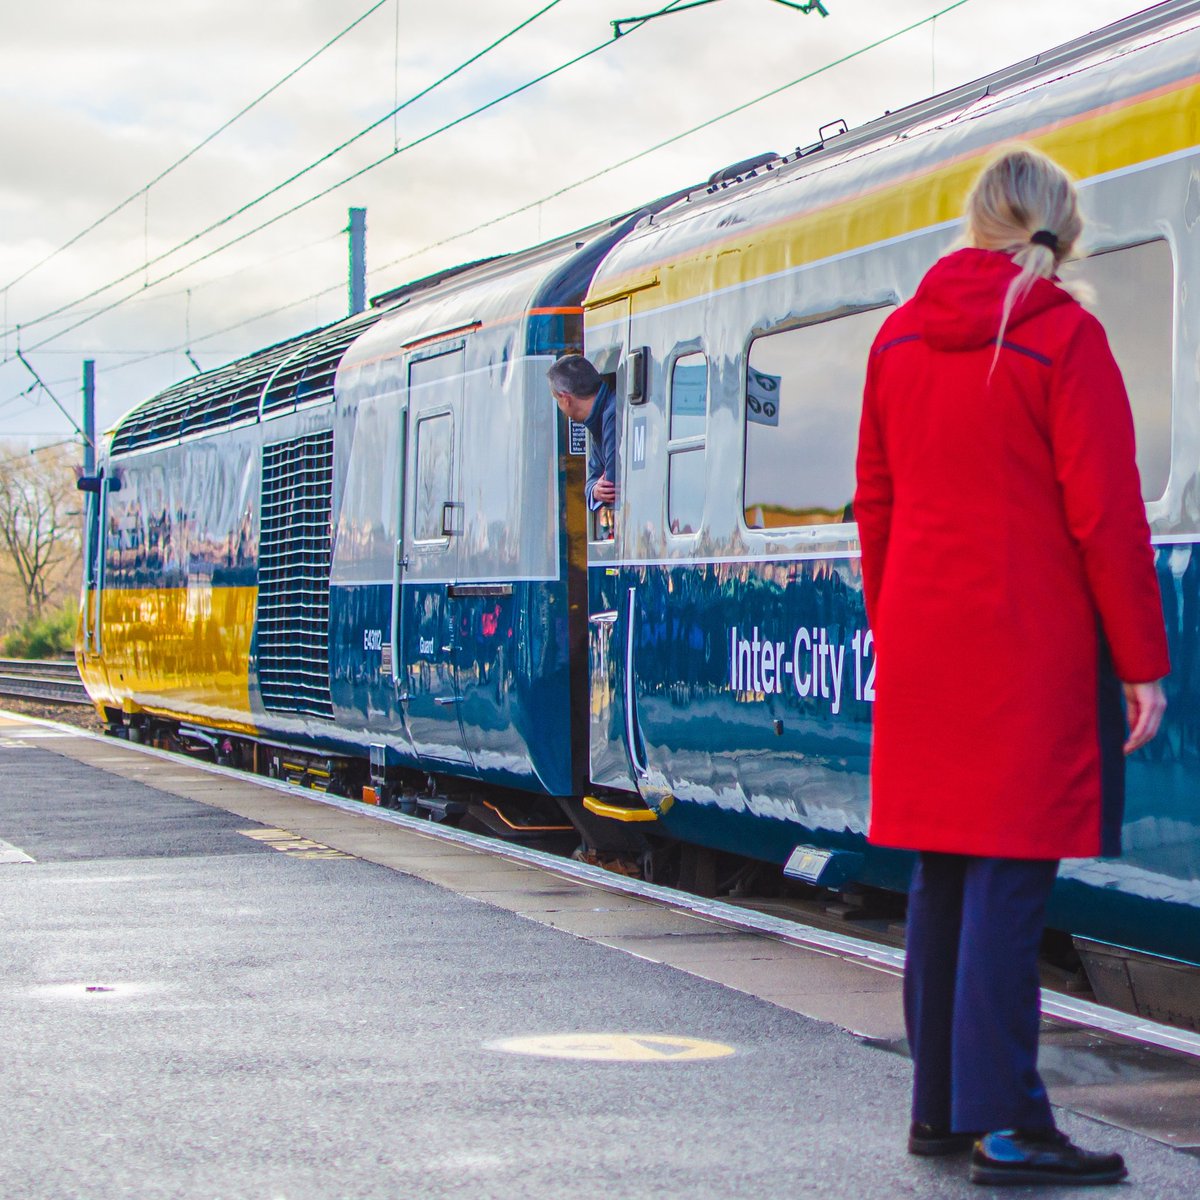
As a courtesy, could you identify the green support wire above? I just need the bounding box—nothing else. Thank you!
[613,0,828,38]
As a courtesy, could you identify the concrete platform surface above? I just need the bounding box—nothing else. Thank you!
[1,719,1198,1199]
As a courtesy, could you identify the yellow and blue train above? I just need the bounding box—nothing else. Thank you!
[79,1,1200,1016]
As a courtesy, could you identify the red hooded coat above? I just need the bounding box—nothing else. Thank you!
[855,248,1170,859]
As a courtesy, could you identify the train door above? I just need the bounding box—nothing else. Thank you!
[582,292,646,793]
[398,346,475,771]
[388,406,408,716]
[79,472,109,664]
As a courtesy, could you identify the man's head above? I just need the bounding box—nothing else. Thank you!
[548,355,603,422]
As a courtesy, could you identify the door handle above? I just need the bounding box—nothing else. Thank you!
[624,587,648,778]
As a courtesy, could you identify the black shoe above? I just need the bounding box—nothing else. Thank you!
[908,1121,977,1156]
[970,1128,1127,1186]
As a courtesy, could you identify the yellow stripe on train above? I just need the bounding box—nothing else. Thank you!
[590,78,1200,320]
[78,585,258,734]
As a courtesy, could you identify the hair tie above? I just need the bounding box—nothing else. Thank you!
[1030,229,1059,253]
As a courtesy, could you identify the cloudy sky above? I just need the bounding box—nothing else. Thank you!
[0,0,1157,444]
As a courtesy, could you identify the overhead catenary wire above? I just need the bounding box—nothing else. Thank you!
[13,352,87,443]
[123,230,343,305]
[0,379,43,415]
[231,0,969,337]
[80,0,956,341]
[10,1,699,357]
[47,0,967,381]
[99,286,349,376]
[16,0,991,413]
[611,0,828,37]
[15,8,684,356]
[34,231,343,324]
[0,0,393,297]
[7,0,574,343]
[369,0,975,280]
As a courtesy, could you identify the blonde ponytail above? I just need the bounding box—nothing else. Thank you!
[965,146,1084,357]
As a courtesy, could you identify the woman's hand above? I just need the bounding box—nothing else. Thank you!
[1123,680,1167,754]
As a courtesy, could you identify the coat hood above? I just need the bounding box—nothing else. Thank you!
[911,247,1074,352]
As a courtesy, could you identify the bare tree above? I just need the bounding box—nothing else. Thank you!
[0,443,81,621]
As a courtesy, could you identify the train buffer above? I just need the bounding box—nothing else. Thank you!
[0,708,1198,1198]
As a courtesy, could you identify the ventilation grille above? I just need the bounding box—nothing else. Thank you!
[261,321,372,416]
[256,431,335,720]
[110,333,311,455]
[111,308,386,456]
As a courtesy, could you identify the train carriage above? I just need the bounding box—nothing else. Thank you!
[582,1,1200,972]
[77,212,658,820]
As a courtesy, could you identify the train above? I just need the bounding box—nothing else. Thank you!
[78,0,1200,1025]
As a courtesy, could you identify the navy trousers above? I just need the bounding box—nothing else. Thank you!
[905,852,1060,1133]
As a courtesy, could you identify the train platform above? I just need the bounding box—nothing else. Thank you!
[1,710,1199,1199]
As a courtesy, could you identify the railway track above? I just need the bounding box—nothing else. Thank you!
[0,657,92,706]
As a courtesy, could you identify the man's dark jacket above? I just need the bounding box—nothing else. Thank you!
[583,380,615,511]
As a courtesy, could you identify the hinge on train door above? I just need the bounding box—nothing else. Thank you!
[396,546,409,568]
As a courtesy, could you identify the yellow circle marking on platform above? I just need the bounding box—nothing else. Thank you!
[489,1033,735,1062]
[237,828,353,860]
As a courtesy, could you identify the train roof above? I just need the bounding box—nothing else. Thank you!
[108,309,383,455]
[334,194,692,384]
[692,0,1200,204]
[110,201,689,455]
[587,0,1200,302]
[337,222,610,378]
[108,249,540,455]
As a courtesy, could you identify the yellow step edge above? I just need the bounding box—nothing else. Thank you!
[583,795,673,823]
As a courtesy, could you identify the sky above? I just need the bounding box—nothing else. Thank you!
[0,0,1161,446]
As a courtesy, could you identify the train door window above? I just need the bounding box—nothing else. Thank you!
[667,353,708,536]
[1062,239,1173,501]
[84,485,103,590]
[413,412,452,542]
[410,346,464,546]
[743,306,891,531]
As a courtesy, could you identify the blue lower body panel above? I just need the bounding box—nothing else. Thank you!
[327,579,575,795]
[589,551,1200,966]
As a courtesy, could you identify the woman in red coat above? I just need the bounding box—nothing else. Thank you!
[855,147,1168,1187]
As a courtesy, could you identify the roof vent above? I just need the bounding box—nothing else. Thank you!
[706,151,779,188]
[261,311,378,417]
[110,309,385,455]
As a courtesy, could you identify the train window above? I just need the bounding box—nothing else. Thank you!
[667,354,708,535]
[413,413,452,542]
[1062,240,1173,502]
[743,307,891,530]
[669,355,708,439]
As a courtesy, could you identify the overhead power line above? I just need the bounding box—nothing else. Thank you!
[0,380,42,414]
[8,0,573,344]
[370,0,973,280]
[612,0,827,38]
[14,351,86,441]
[59,231,342,320]
[0,0,392,297]
[68,0,968,384]
[104,288,346,375]
[18,2,688,355]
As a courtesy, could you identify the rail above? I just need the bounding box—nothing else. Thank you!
[0,657,92,706]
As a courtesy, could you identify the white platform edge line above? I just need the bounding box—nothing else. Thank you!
[5,708,1200,1061]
